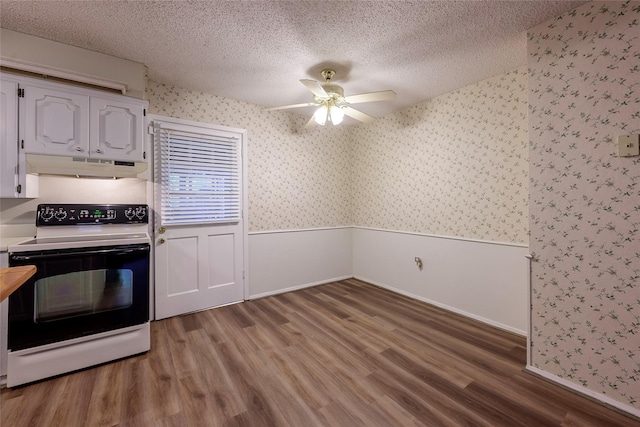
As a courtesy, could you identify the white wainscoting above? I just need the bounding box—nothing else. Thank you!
[352,227,530,335]
[248,227,353,299]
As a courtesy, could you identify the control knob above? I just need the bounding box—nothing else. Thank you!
[124,208,135,220]
[135,206,147,219]
[54,209,68,221]
[40,208,55,222]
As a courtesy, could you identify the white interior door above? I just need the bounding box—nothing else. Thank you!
[151,116,246,320]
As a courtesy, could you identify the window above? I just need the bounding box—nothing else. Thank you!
[154,121,241,225]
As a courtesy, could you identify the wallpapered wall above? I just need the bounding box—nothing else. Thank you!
[147,81,353,232]
[148,70,530,244]
[350,67,529,244]
[529,1,640,409]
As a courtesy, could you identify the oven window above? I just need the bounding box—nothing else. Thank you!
[34,269,133,322]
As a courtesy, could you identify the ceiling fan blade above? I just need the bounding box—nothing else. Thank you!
[300,79,329,99]
[304,115,318,129]
[343,107,376,124]
[344,90,396,104]
[263,102,317,112]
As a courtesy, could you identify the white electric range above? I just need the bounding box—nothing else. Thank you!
[6,204,151,387]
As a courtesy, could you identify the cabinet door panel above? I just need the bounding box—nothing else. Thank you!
[23,86,89,155]
[90,97,144,162]
[0,80,18,197]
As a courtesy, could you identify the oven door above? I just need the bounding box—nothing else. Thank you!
[8,243,150,351]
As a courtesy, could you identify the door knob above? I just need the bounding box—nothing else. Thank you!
[157,238,165,244]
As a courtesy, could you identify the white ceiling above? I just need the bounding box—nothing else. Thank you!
[0,0,586,123]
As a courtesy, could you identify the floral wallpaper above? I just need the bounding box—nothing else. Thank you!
[350,67,529,244]
[528,1,640,410]
[147,80,353,232]
[148,69,530,244]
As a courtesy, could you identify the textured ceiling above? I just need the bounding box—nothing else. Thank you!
[0,0,586,123]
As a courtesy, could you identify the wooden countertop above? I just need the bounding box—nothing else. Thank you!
[0,266,36,302]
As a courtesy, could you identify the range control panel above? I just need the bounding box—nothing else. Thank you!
[36,204,149,226]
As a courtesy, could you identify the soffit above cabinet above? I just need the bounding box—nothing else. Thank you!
[0,29,146,100]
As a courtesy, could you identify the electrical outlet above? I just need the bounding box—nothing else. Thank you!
[618,135,639,157]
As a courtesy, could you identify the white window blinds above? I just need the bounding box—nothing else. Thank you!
[155,122,241,225]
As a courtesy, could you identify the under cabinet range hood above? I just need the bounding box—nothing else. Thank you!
[26,154,147,178]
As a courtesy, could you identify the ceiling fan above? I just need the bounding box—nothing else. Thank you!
[263,69,396,128]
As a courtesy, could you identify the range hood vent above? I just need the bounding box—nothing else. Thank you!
[26,154,147,178]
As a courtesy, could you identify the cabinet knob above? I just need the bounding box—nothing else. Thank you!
[95,149,103,154]
[75,146,84,152]
[157,238,166,244]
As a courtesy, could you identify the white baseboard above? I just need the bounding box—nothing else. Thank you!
[356,274,526,336]
[249,275,353,300]
[526,365,640,420]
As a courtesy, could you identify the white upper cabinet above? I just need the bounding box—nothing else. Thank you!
[0,80,19,197]
[18,76,147,163]
[90,97,144,162]
[23,84,90,156]
[0,73,147,197]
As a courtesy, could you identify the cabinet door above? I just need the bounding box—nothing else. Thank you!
[23,85,89,156]
[90,97,145,162]
[0,80,19,197]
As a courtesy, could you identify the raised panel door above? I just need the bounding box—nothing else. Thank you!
[90,97,144,162]
[23,85,89,156]
[154,223,244,320]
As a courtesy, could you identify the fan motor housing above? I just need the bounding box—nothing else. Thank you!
[322,83,344,98]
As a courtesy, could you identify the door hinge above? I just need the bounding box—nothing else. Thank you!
[16,184,22,194]
[17,88,25,97]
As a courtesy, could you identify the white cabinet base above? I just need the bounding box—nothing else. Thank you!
[7,322,150,387]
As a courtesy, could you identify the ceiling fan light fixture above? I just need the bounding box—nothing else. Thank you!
[313,105,329,125]
[265,68,396,129]
[329,106,344,125]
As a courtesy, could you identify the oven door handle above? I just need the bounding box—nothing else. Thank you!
[11,246,150,261]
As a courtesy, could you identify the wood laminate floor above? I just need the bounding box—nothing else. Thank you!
[1,279,638,426]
